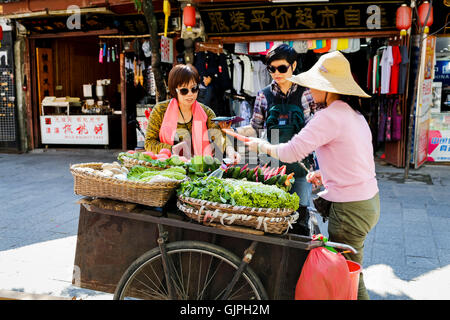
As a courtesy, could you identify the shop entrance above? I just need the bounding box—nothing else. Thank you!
[30,35,122,149]
[192,35,409,167]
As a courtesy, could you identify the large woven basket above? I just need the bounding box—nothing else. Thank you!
[179,196,295,218]
[121,157,168,170]
[177,196,299,235]
[70,162,184,207]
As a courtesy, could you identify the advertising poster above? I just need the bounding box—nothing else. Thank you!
[428,130,450,162]
[412,35,436,168]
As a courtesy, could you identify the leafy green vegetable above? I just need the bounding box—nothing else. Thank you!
[165,166,186,175]
[178,177,299,210]
[127,165,158,180]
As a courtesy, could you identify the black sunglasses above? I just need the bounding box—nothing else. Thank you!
[267,64,291,74]
[176,86,199,95]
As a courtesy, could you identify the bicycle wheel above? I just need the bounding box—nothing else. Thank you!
[114,240,268,300]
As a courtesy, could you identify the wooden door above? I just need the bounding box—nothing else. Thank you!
[36,48,54,115]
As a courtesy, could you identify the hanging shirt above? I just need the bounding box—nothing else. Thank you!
[336,38,349,51]
[380,46,393,94]
[344,38,360,53]
[232,56,243,95]
[389,46,402,95]
[293,40,308,53]
[252,60,265,95]
[239,100,253,126]
[376,52,382,94]
[367,57,373,92]
[240,55,254,96]
[329,39,338,52]
[372,55,378,94]
[398,45,409,95]
[252,60,272,95]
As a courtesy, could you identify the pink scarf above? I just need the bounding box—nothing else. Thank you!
[159,98,212,156]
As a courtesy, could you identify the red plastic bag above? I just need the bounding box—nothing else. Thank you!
[295,247,353,300]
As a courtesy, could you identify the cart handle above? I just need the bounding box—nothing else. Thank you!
[323,241,358,255]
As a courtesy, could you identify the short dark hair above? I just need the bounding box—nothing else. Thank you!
[266,44,298,66]
[168,64,200,99]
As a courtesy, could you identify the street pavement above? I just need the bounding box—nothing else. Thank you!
[0,148,449,300]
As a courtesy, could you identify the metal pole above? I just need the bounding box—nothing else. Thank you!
[404,0,433,180]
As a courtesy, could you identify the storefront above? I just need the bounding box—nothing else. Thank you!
[0,18,21,152]
[186,0,410,167]
[406,0,450,167]
[0,0,179,151]
[428,35,450,163]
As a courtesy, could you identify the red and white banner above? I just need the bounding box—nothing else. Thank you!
[40,115,109,145]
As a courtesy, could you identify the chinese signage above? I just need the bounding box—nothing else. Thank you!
[161,36,174,64]
[17,13,178,35]
[199,1,402,36]
[40,115,109,145]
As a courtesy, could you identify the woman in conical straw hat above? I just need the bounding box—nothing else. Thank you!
[245,51,379,300]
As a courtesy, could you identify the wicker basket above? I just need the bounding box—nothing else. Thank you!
[178,196,295,218]
[70,162,184,207]
[177,196,299,235]
[121,157,168,170]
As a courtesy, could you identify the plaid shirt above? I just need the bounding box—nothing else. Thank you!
[250,82,326,131]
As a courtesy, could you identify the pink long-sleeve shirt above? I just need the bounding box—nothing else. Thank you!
[278,100,379,202]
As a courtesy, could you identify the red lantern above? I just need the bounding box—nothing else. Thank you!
[183,4,196,30]
[396,4,412,37]
[418,1,433,33]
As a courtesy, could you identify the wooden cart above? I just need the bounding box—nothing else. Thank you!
[73,198,355,300]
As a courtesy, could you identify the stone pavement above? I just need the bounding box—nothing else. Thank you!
[0,148,449,300]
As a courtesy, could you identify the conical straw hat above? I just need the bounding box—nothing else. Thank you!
[288,51,370,98]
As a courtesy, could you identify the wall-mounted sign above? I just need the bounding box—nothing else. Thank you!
[40,115,109,145]
[199,1,402,36]
[161,36,174,64]
[17,13,179,35]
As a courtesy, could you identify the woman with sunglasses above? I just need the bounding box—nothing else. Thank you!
[145,64,240,163]
[236,44,314,233]
[245,51,380,300]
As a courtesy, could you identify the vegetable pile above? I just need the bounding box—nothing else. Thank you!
[118,149,188,169]
[71,161,187,183]
[222,163,295,192]
[178,177,299,211]
[126,165,187,183]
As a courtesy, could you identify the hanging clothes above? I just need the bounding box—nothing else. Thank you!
[240,55,254,96]
[391,98,402,141]
[293,40,308,53]
[367,57,373,92]
[398,45,409,95]
[380,46,393,94]
[389,46,401,95]
[372,54,378,94]
[336,38,349,51]
[252,60,271,95]
[232,55,243,95]
[216,53,233,91]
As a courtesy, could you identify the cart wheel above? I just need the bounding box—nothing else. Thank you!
[114,240,268,300]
